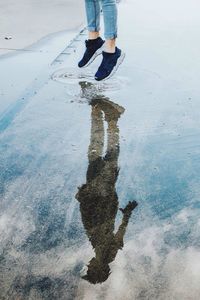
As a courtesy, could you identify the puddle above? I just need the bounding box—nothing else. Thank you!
[1,0,200,298]
[51,67,130,92]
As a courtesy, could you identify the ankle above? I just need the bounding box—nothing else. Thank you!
[105,47,115,53]
[105,39,116,53]
[88,31,100,40]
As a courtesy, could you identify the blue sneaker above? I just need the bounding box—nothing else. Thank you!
[78,37,105,68]
[95,47,125,81]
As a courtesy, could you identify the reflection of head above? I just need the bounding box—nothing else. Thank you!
[82,257,110,284]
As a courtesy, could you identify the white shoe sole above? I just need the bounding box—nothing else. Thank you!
[95,51,126,81]
[81,44,105,68]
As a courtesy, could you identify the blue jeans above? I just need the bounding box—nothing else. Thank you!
[85,0,118,39]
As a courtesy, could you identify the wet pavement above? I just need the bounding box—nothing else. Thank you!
[0,0,200,299]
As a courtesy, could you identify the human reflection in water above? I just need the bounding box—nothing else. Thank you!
[76,82,138,284]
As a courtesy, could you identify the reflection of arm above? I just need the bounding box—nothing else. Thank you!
[115,201,138,249]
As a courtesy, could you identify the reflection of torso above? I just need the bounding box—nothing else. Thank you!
[77,184,122,263]
[76,156,121,255]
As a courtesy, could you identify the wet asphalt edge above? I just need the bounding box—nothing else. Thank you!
[0,27,87,135]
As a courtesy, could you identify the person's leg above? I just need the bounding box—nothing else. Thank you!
[78,0,105,68]
[85,0,101,39]
[101,0,118,53]
[94,0,125,81]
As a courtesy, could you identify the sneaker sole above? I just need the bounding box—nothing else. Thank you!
[95,51,126,81]
[81,44,105,68]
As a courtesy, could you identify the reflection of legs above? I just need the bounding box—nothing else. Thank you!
[88,104,104,162]
[98,98,123,160]
[103,118,119,186]
[95,101,121,187]
[107,119,119,160]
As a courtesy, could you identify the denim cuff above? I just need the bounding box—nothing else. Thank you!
[87,26,101,32]
[104,33,118,39]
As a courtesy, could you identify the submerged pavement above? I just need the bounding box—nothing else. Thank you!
[0,0,200,299]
